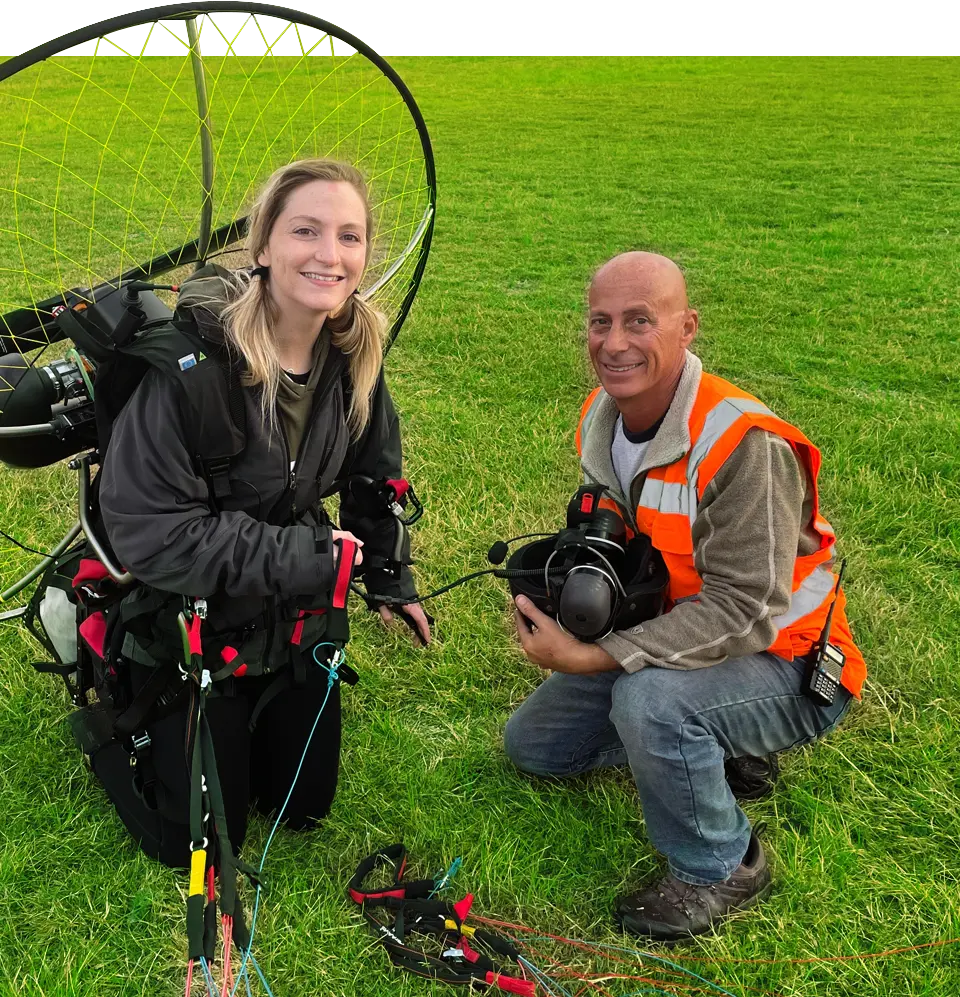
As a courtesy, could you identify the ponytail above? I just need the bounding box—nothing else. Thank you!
[219,270,282,433]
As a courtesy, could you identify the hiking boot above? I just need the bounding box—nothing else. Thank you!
[614,833,772,941]
[725,753,779,801]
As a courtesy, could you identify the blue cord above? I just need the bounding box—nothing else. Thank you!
[517,955,573,997]
[198,956,218,997]
[247,953,276,997]
[229,646,343,997]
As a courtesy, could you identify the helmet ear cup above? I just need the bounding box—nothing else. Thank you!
[558,567,619,641]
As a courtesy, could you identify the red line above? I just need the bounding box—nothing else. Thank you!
[471,916,960,967]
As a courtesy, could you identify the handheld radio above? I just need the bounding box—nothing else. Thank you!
[804,559,847,706]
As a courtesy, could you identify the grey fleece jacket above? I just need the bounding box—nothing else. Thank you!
[99,266,415,666]
[584,352,820,672]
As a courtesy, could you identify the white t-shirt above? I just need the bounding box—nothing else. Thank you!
[611,415,661,500]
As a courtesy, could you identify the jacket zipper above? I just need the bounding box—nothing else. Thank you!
[276,347,348,525]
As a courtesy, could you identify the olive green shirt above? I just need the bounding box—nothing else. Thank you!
[276,332,331,461]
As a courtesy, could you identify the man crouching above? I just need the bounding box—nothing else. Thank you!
[503,251,864,940]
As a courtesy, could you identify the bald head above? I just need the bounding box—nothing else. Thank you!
[586,251,698,432]
[591,252,690,312]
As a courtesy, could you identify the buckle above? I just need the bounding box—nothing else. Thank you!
[131,730,152,753]
[203,456,232,498]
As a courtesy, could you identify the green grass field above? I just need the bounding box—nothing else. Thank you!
[1,56,959,997]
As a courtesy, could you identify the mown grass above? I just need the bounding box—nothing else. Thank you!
[1,57,958,997]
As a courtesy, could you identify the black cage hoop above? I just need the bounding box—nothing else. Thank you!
[0,1,437,348]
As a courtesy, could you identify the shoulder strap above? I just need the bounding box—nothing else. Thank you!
[119,321,247,508]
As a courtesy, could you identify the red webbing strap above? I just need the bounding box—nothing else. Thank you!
[459,936,535,996]
[348,886,407,904]
[185,614,202,657]
[333,539,358,609]
[291,611,305,647]
[291,607,328,647]
[386,478,409,501]
[485,971,536,996]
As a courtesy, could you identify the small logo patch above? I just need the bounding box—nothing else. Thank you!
[178,353,197,371]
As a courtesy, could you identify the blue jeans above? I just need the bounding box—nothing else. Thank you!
[503,653,851,885]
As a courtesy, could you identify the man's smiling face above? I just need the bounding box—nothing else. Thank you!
[587,253,698,411]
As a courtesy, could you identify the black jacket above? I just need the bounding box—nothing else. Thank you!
[98,273,415,670]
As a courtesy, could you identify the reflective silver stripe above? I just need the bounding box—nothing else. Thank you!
[579,392,603,448]
[636,478,693,519]
[772,563,836,630]
[688,397,774,494]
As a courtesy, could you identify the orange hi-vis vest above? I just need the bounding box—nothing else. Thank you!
[576,374,866,698]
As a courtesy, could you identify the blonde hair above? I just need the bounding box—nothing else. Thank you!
[221,159,386,438]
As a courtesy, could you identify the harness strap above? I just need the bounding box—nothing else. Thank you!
[130,728,159,811]
[201,456,233,502]
[113,659,180,738]
[187,688,208,961]
[247,670,295,733]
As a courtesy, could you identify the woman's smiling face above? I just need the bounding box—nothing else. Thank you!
[257,179,368,325]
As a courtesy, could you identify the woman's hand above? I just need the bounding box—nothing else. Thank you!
[332,530,363,567]
[378,602,432,646]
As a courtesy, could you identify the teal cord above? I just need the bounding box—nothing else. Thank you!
[229,645,344,997]
[428,856,463,898]
[521,934,742,997]
[517,955,572,997]
[198,956,218,997]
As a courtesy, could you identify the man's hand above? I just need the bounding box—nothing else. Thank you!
[378,602,432,646]
[514,595,619,674]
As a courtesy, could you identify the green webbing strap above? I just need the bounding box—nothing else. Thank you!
[196,697,261,917]
[186,688,207,961]
[199,707,238,915]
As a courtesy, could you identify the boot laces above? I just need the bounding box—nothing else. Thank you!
[656,875,713,917]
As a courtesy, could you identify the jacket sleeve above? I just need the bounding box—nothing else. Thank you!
[99,368,332,599]
[338,372,419,602]
[598,428,806,672]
